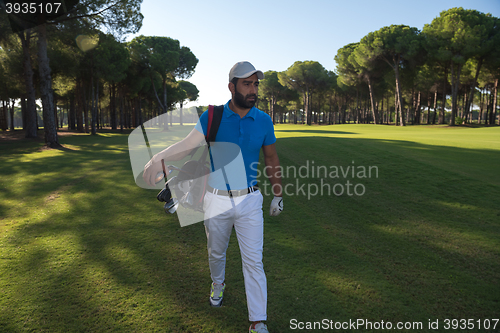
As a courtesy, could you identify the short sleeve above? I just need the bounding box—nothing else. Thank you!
[263,114,276,146]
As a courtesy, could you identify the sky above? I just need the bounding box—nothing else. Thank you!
[126,0,500,108]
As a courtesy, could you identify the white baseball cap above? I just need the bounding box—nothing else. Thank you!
[229,61,264,82]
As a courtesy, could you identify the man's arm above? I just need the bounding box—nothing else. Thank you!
[262,143,282,197]
[143,128,205,186]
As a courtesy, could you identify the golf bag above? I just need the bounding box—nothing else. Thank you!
[160,105,223,212]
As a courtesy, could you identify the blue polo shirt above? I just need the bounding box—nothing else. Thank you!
[195,101,276,189]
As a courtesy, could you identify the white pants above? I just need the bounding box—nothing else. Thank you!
[203,190,267,322]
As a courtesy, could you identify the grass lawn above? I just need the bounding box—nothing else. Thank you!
[0,125,499,332]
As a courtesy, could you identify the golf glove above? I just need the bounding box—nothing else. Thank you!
[270,196,283,216]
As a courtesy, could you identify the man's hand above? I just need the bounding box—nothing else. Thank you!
[270,196,283,216]
[142,128,206,187]
[143,154,163,187]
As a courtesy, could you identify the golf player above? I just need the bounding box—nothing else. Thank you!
[143,61,283,333]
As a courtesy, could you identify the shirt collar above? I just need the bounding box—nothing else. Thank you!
[225,100,257,120]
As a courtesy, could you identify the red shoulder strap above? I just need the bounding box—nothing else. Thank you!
[206,105,214,142]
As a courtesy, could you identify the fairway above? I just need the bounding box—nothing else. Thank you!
[1,125,499,333]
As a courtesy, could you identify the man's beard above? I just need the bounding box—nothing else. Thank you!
[234,88,257,109]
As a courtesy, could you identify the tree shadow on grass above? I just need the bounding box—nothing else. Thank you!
[275,129,358,135]
[1,180,250,332]
[1,133,250,332]
[1,134,499,332]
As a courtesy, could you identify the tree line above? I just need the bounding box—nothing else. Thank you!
[0,0,199,147]
[257,7,499,127]
[1,5,499,148]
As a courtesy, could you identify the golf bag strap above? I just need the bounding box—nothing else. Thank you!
[187,105,223,160]
[206,105,224,145]
[206,105,214,143]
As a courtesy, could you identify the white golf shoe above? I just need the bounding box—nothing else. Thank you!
[249,322,269,333]
[209,282,225,307]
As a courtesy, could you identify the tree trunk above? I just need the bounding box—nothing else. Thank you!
[110,82,116,130]
[0,101,6,131]
[487,81,496,125]
[460,92,465,119]
[305,88,312,125]
[396,84,404,126]
[120,90,124,132]
[61,100,66,128]
[149,76,167,130]
[162,79,169,130]
[478,88,484,124]
[91,76,97,135]
[136,97,142,127]
[394,58,405,126]
[415,91,422,124]
[398,97,405,126]
[96,81,100,130]
[366,76,379,124]
[76,80,84,132]
[179,100,183,126]
[464,58,483,123]
[410,88,415,125]
[432,90,438,124]
[381,94,384,124]
[394,89,398,126]
[96,83,100,129]
[21,95,26,130]
[9,99,15,130]
[53,94,58,129]
[493,79,499,126]
[19,30,38,138]
[100,96,104,129]
[355,87,360,124]
[386,94,390,124]
[485,86,491,125]
[488,89,494,125]
[270,95,275,125]
[449,62,462,126]
[440,68,448,124]
[37,23,59,147]
[426,92,431,124]
[83,82,89,133]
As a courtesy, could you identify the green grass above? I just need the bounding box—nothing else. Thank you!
[0,125,499,332]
